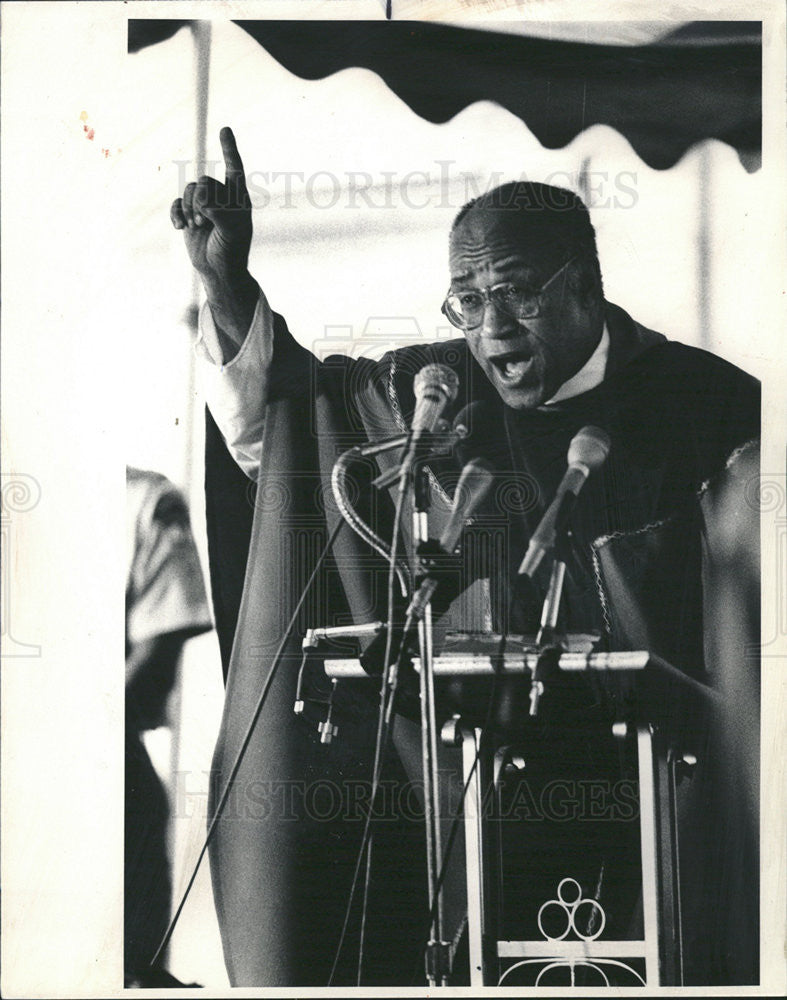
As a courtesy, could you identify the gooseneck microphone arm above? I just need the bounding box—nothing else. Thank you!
[332,447,410,596]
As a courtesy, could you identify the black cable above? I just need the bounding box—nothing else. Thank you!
[149,515,345,969]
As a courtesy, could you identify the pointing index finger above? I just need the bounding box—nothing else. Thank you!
[219,126,247,197]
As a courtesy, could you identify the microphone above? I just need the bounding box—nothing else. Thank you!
[453,398,514,473]
[518,425,611,578]
[439,457,496,554]
[406,455,495,619]
[398,364,460,479]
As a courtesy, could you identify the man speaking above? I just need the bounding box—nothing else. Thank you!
[171,128,760,986]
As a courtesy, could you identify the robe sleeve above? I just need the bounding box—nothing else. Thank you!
[195,286,313,481]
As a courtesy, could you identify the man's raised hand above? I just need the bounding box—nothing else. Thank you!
[170,127,253,282]
[170,127,258,357]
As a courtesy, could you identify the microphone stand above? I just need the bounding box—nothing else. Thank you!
[408,463,451,986]
[529,524,572,718]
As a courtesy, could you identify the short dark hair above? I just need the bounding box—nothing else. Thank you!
[451,180,603,304]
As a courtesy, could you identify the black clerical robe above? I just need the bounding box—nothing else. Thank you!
[204,301,759,985]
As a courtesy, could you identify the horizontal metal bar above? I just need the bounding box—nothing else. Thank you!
[497,939,649,959]
[323,651,650,678]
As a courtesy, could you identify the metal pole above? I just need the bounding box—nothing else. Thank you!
[412,479,450,985]
[461,726,486,986]
[637,725,661,985]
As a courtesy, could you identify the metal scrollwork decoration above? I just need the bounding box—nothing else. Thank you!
[537,877,606,941]
[498,877,646,988]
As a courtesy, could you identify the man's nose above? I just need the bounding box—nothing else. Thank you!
[480,299,514,339]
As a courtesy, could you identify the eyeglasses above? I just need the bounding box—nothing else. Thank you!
[441,256,577,330]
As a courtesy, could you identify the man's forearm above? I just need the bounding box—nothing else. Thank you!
[201,269,260,363]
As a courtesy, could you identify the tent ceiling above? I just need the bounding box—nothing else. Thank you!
[128,19,761,172]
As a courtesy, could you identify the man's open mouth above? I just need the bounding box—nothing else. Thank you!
[489,350,535,383]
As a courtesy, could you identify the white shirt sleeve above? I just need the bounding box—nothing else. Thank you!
[193,288,274,481]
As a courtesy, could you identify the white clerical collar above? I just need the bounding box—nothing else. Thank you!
[541,322,610,406]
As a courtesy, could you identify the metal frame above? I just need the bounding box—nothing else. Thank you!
[453,720,682,987]
[321,645,699,987]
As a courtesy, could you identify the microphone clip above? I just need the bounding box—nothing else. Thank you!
[370,422,461,490]
[405,539,463,622]
[527,552,570,717]
[528,641,563,717]
[415,537,462,575]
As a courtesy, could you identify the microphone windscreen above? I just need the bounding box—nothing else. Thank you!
[567,425,611,471]
[411,364,460,437]
[439,456,495,553]
[452,400,508,469]
[413,364,459,403]
[452,400,486,439]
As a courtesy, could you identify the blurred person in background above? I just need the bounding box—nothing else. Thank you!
[125,466,212,987]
